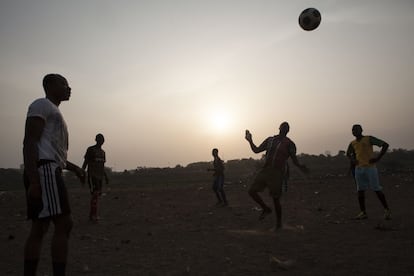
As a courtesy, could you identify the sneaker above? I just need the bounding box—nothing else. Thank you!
[259,207,272,220]
[354,211,367,220]
[384,209,392,220]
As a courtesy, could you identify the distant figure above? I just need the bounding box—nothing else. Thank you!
[346,124,391,220]
[82,133,108,222]
[207,148,228,206]
[245,122,308,231]
[23,74,85,276]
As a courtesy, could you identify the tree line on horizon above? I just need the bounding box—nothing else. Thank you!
[1,148,413,191]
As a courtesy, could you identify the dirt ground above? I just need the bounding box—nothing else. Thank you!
[1,172,414,275]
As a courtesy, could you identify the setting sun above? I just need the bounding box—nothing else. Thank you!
[210,110,232,133]
[200,107,234,135]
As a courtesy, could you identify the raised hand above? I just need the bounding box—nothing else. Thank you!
[245,129,252,141]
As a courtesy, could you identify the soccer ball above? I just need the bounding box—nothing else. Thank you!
[298,8,321,31]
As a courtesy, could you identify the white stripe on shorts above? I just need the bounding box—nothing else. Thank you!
[38,162,62,218]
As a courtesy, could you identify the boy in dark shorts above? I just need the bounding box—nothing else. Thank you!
[245,122,308,231]
[207,148,228,206]
[82,133,109,221]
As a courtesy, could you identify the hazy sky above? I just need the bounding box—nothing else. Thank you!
[1,0,413,170]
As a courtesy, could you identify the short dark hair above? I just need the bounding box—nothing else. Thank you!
[352,124,362,131]
[280,121,290,132]
[42,74,64,92]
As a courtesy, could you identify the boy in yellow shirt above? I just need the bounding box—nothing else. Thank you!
[346,124,391,220]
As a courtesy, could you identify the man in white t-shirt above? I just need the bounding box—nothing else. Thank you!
[23,74,85,276]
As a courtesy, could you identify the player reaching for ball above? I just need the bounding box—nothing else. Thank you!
[245,122,308,231]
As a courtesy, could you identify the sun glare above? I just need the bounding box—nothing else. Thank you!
[210,111,232,133]
[199,101,240,136]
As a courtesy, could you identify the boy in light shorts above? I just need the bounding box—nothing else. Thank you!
[346,124,391,220]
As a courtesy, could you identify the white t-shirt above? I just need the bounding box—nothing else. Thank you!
[27,98,68,168]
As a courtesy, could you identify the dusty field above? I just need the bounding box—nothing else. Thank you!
[1,172,414,275]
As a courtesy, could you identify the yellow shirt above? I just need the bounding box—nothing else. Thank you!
[348,136,385,167]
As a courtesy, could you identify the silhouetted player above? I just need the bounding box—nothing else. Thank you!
[346,124,391,220]
[23,74,85,276]
[245,122,308,231]
[82,134,108,222]
[207,148,228,206]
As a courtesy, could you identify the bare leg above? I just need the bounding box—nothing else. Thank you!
[24,219,50,276]
[248,190,271,219]
[214,191,222,204]
[51,215,73,276]
[273,197,282,230]
[90,192,99,220]
[218,179,227,205]
[375,191,389,210]
[358,191,366,212]
[220,190,228,205]
[212,178,222,204]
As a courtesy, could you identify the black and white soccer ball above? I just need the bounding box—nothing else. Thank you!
[299,8,321,31]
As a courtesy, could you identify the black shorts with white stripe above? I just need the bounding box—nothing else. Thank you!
[24,160,71,220]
